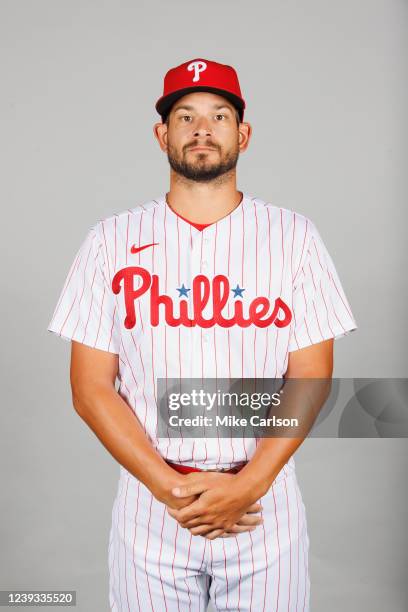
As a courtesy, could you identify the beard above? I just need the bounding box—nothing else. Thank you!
[167,142,239,183]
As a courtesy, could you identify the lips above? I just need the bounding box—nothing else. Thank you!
[188,146,216,151]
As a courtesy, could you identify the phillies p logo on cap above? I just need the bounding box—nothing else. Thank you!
[155,57,246,122]
[187,60,207,82]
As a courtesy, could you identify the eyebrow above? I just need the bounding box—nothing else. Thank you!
[172,103,234,113]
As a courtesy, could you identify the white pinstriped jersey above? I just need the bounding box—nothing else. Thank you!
[47,193,357,468]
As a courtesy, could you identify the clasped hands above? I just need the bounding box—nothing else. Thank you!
[165,472,263,540]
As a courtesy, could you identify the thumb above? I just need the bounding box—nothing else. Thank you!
[172,482,209,497]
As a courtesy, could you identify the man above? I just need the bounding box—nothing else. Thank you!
[47,58,358,611]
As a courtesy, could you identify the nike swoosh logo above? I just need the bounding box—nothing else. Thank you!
[130,242,159,255]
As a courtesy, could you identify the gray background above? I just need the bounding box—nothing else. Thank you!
[1,0,407,610]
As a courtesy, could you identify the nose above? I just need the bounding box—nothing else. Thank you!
[193,116,212,137]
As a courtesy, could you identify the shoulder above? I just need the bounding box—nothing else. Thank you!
[249,195,318,240]
[90,198,161,242]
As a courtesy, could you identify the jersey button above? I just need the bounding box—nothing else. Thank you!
[202,260,208,271]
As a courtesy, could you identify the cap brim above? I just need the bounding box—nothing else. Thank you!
[155,86,245,121]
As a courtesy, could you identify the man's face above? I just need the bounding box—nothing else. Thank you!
[164,92,241,183]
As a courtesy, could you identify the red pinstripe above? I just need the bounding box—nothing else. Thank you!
[131,333,148,428]
[284,478,292,611]
[312,301,325,341]
[235,536,242,609]
[132,481,141,610]
[311,236,323,270]
[301,285,314,345]
[171,524,181,612]
[144,495,155,611]
[137,213,145,338]
[241,205,249,460]
[125,214,130,266]
[213,222,219,379]
[52,250,82,318]
[114,216,117,272]
[302,513,308,612]
[200,231,204,381]
[110,476,124,591]
[158,506,169,611]
[280,209,284,295]
[59,240,93,336]
[213,223,221,465]
[71,245,96,338]
[262,208,272,378]
[199,231,208,463]
[272,485,281,611]
[94,286,106,347]
[294,482,301,611]
[107,305,117,352]
[291,212,296,282]
[254,201,259,379]
[120,338,140,394]
[328,269,354,318]
[183,532,193,611]
[209,542,217,608]
[329,299,347,333]
[308,262,317,291]
[249,530,255,611]
[312,237,347,334]
[123,475,131,612]
[116,474,122,609]
[241,205,245,379]
[227,216,234,461]
[176,217,183,462]
[293,219,309,283]
[260,502,269,612]
[101,221,112,283]
[151,208,157,408]
[163,204,169,459]
[222,538,230,609]
[275,209,285,377]
[319,279,336,336]
[81,267,97,342]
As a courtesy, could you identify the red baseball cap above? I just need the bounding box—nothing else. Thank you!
[155,58,246,122]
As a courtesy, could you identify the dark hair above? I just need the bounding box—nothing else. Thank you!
[163,105,241,127]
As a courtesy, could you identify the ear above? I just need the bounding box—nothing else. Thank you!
[153,122,168,152]
[238,122,252,152]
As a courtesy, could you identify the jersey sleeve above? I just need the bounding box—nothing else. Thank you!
[46,224,121,354]
[288,220,358,352]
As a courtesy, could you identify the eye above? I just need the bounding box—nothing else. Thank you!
[180,115,192,122]
[215,114,226,120]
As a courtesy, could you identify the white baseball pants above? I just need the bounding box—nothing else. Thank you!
[108,467,310,611]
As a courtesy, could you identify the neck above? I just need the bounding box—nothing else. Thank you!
[165,171,243,224]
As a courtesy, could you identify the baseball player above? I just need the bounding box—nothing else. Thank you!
[47,58,358,611]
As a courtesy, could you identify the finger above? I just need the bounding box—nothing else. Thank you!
[166,507,206,529]
[245,503,263,513]
[235,514,264,527]
[180,516,207,529]
[188,524,214,536]
[223,524,258,534]
[172,499,204,523]
[204,529,225,540]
